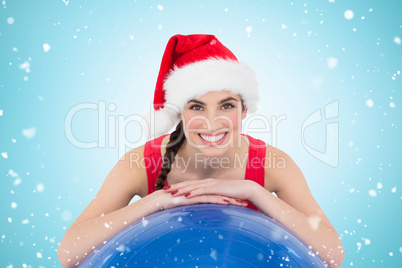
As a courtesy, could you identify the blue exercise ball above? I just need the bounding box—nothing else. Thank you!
[78,204,328,267]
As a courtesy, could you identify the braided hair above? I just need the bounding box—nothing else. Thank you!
[155,120,186,190]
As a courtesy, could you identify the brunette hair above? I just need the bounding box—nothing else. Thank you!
[155,121,186,190]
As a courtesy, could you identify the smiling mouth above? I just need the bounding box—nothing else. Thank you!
[198,132,228,143]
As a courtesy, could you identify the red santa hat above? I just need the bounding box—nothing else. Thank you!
[144,34,259,140]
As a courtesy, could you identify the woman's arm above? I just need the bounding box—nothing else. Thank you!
[58,190,164,267]
[249,147,345,267]
[57,146,245,267]
[58,146,150,267]
[249,184,344,267]
[163,148,345,267]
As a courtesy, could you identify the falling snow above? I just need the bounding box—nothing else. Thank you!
[7,17,14,24]
[327,57,338,69]
[36,183,45,193]
[308,215,321,230]
[2,2,401,267]
[365,99,374,107]
[210,249,218,261]
[245,26,253,37]
[22,127,36,139]
[13,178,21,186]
[344,10,354,20]
[19,62,30,72]
[142,218,149,227]
[368,190,377,197]
[8,169,18,177]
[43,43,51,52]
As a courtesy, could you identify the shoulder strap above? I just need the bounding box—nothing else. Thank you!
[243,134,266,188]
[144,134,169,195]
[242,134,266,212]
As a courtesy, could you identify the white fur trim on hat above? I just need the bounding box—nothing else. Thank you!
[164,58,259,114]
[143,105,180,140]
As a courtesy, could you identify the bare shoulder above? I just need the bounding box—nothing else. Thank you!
[122,145,149,197]
[263,145,336,231]
[95,145,149,199]
[68,145,149,229]
[263,144,289,194]
[263,145,306,195]
[160,134,171,156]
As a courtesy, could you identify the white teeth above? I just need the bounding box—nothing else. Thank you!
[200,133,226,142]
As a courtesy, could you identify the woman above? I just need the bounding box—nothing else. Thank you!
[58,34,345,267]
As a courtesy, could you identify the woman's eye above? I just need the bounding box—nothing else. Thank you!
[222,103,235,109]
[190,105,203,111]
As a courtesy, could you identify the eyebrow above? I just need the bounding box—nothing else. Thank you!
[188,97,238,106]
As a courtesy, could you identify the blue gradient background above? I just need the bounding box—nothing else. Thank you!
[1,0,401,267]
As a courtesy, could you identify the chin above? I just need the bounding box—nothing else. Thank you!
[201,146,230,154]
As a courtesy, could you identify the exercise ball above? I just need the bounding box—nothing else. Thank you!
[78,204,328,267]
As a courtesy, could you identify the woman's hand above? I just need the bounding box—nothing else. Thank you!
[162,178,258,206]
[153,188,247,210]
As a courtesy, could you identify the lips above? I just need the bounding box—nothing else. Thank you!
[199,132,226,142]
[198,132,228,146]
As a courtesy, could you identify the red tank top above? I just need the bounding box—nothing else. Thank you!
[144,134,266,212]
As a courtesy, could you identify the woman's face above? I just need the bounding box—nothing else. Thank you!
[179,90,247,154]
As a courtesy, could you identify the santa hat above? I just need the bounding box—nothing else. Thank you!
[143,34,259,140]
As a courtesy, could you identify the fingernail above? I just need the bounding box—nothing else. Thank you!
[171,190,178,195]
[223,199,230,203]
[236,200,242,203]
[185,193,191,197]
[163,186,171,190]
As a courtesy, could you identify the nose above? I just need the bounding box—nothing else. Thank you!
[202,111,232,132]
[186,110,233,133]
